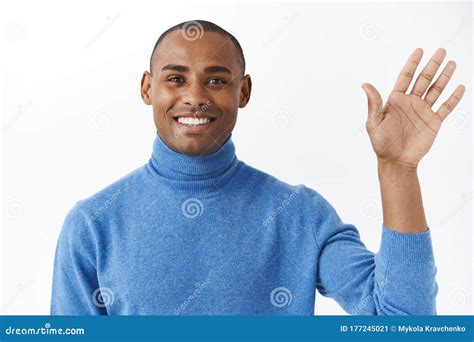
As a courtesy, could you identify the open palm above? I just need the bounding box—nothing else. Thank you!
[362,48,465,168]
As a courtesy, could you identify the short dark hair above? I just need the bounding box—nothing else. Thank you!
[149,20,246,77]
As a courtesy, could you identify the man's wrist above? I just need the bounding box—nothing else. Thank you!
[377,157,418,179]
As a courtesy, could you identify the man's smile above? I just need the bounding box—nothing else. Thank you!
[173,113,218,134]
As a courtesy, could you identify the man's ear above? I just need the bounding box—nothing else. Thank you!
[239,74,252,108]
[140,71,152,105]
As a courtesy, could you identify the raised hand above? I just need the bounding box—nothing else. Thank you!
[362,48,465,168]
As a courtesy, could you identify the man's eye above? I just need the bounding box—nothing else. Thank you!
[208,78,226,85]
[168,77,184,83]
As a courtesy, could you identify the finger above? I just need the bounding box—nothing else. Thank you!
[410,48,447,97]
[423,60,456,107]
[362,83,384,130]
[392,48,424,93]
[436,85,466,121]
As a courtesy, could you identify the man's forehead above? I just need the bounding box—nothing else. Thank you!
[153,30,239,71]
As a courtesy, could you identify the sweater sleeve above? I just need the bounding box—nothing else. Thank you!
[312,191,438,315]
[50,203,107,315]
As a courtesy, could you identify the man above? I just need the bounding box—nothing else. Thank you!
[51,20,465,315]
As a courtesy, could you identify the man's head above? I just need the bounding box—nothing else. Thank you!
[141,20,252,156]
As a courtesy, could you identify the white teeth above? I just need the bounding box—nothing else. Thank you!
[177,117,212,125]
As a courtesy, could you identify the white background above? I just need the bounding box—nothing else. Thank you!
[1,0,472,315]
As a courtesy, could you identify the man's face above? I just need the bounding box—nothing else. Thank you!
[141,30,252,156]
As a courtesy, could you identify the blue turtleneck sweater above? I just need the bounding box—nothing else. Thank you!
[51,133,438,315]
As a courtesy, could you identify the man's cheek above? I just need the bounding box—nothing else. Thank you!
[152,109,169,129]
[209,90,232,103]
[153,90,174,106]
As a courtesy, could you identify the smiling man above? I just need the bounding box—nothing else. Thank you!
[143,21,251,156]
[51,20,465,315]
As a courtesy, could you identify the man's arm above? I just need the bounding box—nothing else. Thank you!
[314,48,465,315]
[311,187,437,315]
[377,158,427,233]
[51,203,107,315]
[362,47,465,232]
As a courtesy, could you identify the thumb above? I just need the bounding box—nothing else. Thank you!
[361,83,384,129]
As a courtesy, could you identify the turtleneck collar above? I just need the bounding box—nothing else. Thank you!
[148,132,238,184]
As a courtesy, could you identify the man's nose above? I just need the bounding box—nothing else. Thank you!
[182,81,209,108]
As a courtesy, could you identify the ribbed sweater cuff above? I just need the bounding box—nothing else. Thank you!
[377,224,435,264]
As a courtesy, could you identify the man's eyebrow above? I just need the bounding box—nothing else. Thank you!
[204,65,232,75]
[160,64,233,75]
[161,64,189,72]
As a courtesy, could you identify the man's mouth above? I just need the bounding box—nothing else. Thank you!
[172,113,217,133]
[174,116,216,126]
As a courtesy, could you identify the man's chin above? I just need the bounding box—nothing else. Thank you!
[171,134,220,156]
